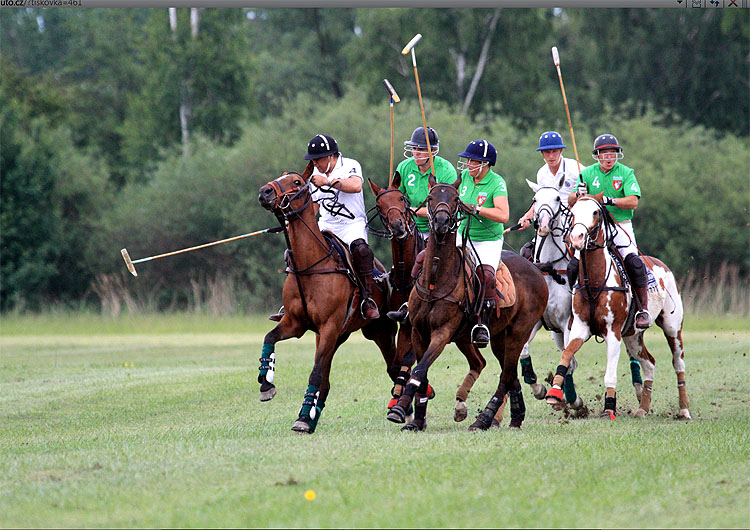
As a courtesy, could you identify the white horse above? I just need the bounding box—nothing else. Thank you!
[518,181,583,410]
[544,196,690,419]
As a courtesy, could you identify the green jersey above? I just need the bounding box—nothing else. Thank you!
[396,155,457,233]
[457,169,507,242]
[578,162,641,222]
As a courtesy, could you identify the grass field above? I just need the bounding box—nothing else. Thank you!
[1,313,749,528]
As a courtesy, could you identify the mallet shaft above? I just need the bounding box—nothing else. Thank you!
[131,228,274,264]
[551,46,582,175]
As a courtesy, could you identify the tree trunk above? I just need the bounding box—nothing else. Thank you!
[462,9,501,114]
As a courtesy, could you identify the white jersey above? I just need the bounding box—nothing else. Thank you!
[536,157,580,203]
[310,154,368,245]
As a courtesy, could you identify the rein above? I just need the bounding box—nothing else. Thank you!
[531,188,574,280]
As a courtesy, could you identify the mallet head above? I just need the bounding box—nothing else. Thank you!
[551,46,560,66]
[121,248,137,277]
[401,34,422,55]
[383,79,400,103]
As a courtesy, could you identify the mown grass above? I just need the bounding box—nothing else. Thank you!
[1,313,748,528]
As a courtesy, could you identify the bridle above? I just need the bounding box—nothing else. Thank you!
[426,183,463,243]
[266,172,313,218]
[532,187,573,266]
[367,188,415,240]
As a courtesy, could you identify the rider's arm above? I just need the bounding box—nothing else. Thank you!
[329,175,363,193]
[610,195,639,210]
[478,195,509,224]
[519,204,535,229]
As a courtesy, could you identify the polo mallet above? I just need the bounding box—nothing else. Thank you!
[383,79,400,186]
[503,223,522,235]
[401,33,436,178]
[551,46,582,175]
[121,227,281,277]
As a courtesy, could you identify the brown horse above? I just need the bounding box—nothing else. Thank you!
[368,174,489,424]
[388,177,549,431]
[544,195,691,420]
[257,163,397,433]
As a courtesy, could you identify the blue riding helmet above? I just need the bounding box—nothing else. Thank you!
[458,139,497,166]
[536,131,566,151]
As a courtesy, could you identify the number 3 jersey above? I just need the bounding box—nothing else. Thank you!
[578,161,641,222]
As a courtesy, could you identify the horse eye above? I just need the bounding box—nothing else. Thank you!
[294,180,302,186]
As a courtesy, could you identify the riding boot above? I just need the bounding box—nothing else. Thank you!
[351,239,380,320]
[471,265,496,348]
[387,302,409,322]
[633,286,651,329]
[471,300,494,348]
[360,275,380,320]
[566,256,579,289]
[520,240,534,261]
[624,254,651,329]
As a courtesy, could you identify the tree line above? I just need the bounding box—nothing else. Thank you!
[1,8,748,312]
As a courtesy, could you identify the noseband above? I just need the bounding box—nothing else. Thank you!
[427,184,461,237]
[571,197,607,250]
[266,173,312,217]
[369,188,415,240]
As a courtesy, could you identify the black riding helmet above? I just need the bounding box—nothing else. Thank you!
[404,126,439,149]
[304,134,339,160]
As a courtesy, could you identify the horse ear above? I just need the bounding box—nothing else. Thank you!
[526,178,540,193]
[301,161,314,180]
[428,173,437,188]
[452,175,462,189]
[368,178,381,196]
[592,191,605,204]
[390,171,402,189]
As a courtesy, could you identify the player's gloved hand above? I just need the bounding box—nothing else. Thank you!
[576,182,588,195]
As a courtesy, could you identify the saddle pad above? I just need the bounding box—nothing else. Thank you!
[494,261,516,309]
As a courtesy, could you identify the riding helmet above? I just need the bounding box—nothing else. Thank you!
[592,134,622,155]
[536,131,566,151]
[304,134,339,160]
[458,139,497,166]
[404,126,439,149]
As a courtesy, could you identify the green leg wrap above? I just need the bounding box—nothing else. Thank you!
[298,384,325,432]
[520,356,536,385]
[563,373,577,404]
[259,343,275,384]
[630,357,643,386]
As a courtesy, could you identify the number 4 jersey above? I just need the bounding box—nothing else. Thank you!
[578,161,641,222]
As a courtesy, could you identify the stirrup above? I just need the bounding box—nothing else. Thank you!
[386,302,409,322]
[360,298,380,319]
[268,305,285,322]
[471,323,490,348]
[634,309,651,329]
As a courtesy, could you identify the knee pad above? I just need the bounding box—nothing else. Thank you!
[350,238,373,270]
[477,265,496,299]
[624,254,647,288]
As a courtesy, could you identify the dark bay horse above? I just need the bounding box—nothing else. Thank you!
[388,177,549,431]
[544,195,691,420]
[257,163,397,433]
[368,175,490,424]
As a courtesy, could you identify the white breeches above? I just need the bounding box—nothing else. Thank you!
[318,219,368,246]
[456,235,503,269]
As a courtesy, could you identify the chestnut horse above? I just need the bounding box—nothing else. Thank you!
[388,177,548,431]
[368,174,490,424]
[257,163,397,433]
[544,195,690,420]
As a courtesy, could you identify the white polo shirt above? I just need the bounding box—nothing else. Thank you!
[310,154,368,244]
[536,156,581,202]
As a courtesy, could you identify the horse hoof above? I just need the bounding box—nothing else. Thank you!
[600,409,616,420]
[545,387,564,406]
[454,400,468,422]
[569,396,584,410]
[468,420,488,432]
[387,405,406,424]
[260,387,277,402]
[401,419,426,432]
[490,418,500,429]
[531,383,547,400]
[291,420,311,433]
[633,408,647,418]
[633,382,643,402]
[678,408,692,420]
